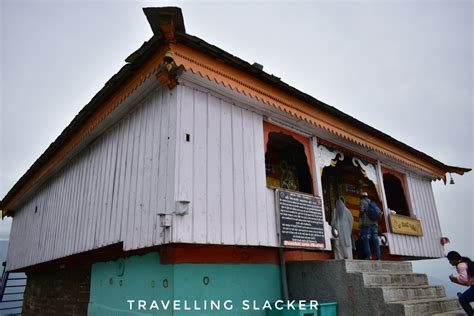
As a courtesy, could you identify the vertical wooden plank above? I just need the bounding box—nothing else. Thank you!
[47,173,60,260]
[101,133,115,247]
[64,157,79,256]
[253,112,268,246]
[48,175,60,260]
[33,195,42,264]
[133,102,148,249]
[88,137,104,251]
[85,139,99,251]
[420,180,433,256]
[410,174,424,256]
[206,94,221,243]
[104,126,119,245]
[155,89,168,246]
[39,181,53,263]
[420,178,434,257]
[192,89,208,243]
[45,173,60,260]
[35,184,48,260]
[119,115,134,245]
[414,175,427,257]
[22,200,32,266]
[421,179,439,257]
[22,199,32,267]
[82,142,96,252]
[67,161,80,254]
[139,92,155,248]
[111,119,127,244]
[220,99,234,244]
[143,99,155,247]
[175,86,194,242]
[231,106,246,244]
[87,140,100,251]
[46,179,56,258]
[63,155,76,256]
[104,128,119,247]
[150,89,164,245]
[55,164,71,258]
[427,182,444,257]
[176,86,195,201]
[242,109,258,245]
[154,89,171,245]
[61,163,74,257]
[126,104,144,250]
[165,88,177,244]
[121,108,138,249]
[145,89,158,245]
[266,188,279,246]
[78,147,95,253]
[72,148,88,253]
[97,131,110,248]
[22,199,32,265]
[92,137,107,249]
[172,86,186,242]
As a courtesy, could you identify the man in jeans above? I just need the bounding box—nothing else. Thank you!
[359,192,381,260]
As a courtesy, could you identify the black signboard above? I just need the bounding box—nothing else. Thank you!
[276,190,325,249]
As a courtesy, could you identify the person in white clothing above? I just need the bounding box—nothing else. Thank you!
[331,196,354,260]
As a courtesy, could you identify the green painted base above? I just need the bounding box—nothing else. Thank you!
[88,252,282,315]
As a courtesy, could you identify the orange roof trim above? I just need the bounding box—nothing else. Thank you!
[169,43,452,179]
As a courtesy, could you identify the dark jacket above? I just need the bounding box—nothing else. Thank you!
[359,197,378,227]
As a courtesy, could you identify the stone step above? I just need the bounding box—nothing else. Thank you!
[431,310,466,315]
[344,260,413,273]
[362,272,429,287]
[387,297,461,316]
[376,285,446,302]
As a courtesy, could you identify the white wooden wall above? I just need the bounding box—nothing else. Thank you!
[387,172,444,258]
[172,84,279,247]
[7,80,446,271]
[6,87,177,271]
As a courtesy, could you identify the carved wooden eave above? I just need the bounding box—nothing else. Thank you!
[167,42,464,181]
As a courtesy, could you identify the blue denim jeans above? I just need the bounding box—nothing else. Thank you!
[459,285,474,315]
[360,224,381,260]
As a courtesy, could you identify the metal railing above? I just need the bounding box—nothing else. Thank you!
[0,261,26,315]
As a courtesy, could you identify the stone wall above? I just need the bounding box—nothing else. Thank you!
[22,265,91,316]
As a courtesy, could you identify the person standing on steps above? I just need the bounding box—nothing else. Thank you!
[447,251,474,316]
[331,196,354,259]
[359,191,381,260]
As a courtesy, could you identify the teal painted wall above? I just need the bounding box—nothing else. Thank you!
[88,252,282,315]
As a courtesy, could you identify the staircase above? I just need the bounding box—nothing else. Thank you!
[0,261,26,315]
[287,260,465,316]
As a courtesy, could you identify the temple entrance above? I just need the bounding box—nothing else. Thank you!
[321,157,380,230]
[319,143,387,258]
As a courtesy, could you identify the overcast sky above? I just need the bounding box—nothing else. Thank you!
[1,0,472,296]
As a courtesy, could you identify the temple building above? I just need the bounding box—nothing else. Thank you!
[0,7,470,316]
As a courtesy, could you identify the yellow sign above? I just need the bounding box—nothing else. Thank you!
[389,214,423,236]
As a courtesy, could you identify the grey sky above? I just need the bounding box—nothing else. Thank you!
[1,0,472,296]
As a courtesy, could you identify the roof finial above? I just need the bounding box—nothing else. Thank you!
[143,7,186,41]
